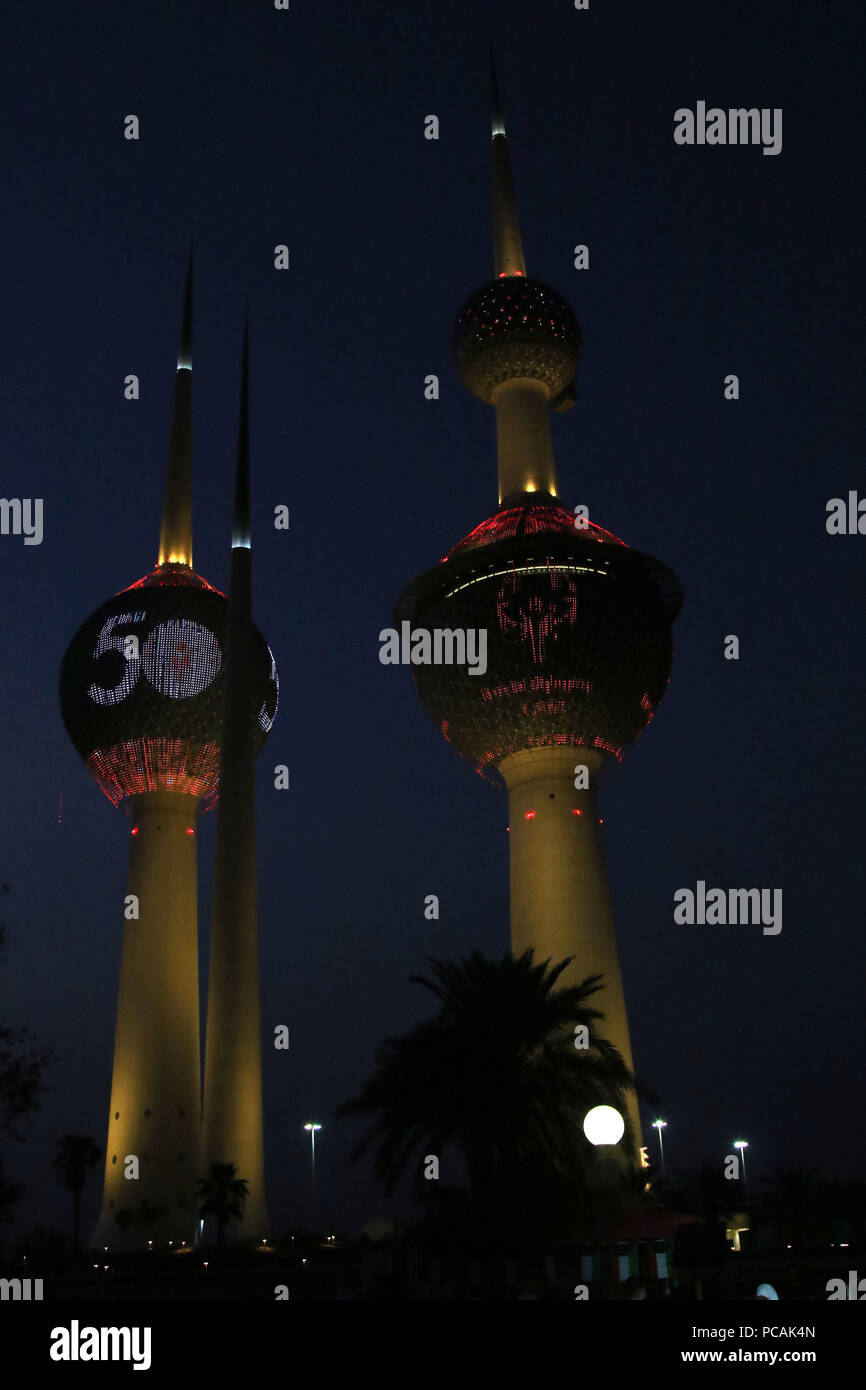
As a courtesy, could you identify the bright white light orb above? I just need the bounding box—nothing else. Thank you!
[583,1105,625,1146]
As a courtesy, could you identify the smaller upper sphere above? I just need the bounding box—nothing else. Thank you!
[454,275,580,403]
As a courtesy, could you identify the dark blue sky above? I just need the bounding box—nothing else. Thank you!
[1,0,864,1239]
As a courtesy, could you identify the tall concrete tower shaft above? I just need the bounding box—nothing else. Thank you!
[94,257,203,1246]
[500,748,639,1136]
[94,791,203,1245]
[201,325,269,1240]
[60,262,279,1249]
[396,73,683,1156]
[487,86,640,1132]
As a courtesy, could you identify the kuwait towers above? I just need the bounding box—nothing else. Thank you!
[60,260,278,1246]
[396,72,682,1152]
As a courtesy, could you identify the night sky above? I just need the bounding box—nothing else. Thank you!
[1,0,864,1241]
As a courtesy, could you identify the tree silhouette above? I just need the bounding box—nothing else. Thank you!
[842,1180,866,1249]
[52,1134,101,1251]
[673,1162,735,1224]
[197,1163,249,1251]
[0,1160,26,1260]
[114,1198,167,1244]
[339,949,639,1214]
[0,919,57,1141]
[15,1226,72,1272]
[760,1166,821,1250]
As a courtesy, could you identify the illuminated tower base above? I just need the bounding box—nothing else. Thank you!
[500,748,642,1149]
[92,792,202,1249]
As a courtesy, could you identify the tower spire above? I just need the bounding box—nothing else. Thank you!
[232,314,251,551]
[490,59,526,278]
[157,244,194,567]
[451,65,581,498]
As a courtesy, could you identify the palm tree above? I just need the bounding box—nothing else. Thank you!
[760,1166,820,1250]
[842,1180,866,1249]
[113,1198,166,1246]
[673,1162,734,1224]
[338,949,639,1214]
[0,1161,25,1260]
[197,1163,249,1251]
[52,1134,101,1251]
[0,919,57,1143]
[16,1226,72,1271]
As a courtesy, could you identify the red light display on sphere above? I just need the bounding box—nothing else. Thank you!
[496,568,579,664]
[395,494,681,780]
[87,738,221,808]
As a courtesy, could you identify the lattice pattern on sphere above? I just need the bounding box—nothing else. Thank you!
[60,566,279,809]
[454,277,580,402]
[397,500,680,779]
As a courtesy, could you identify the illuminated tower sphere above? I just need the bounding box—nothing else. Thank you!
[59,258,278,1247]
[396,71,682,1153]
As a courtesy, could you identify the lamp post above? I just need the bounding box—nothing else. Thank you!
[304,1123,322,1231]
[583,1106,626,1293]
[734,1139,749,1188]
[583,1104,625,1194]
[652,1118,667,1179]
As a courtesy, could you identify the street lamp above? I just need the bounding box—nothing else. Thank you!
[583,1105,624,1146]
[304,1122,322,1231]
[583,1104,625,1196]
[734,1139,749,1187]
[652,1118,667,1178]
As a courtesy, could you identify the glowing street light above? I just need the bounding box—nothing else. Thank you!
[652,1118,668,1178]
[734,1139,749,1187]
[583,1105,624,1146]
[304,1122,322,1172]
[304,1122,322,1230]
[583,1105,624,1194]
